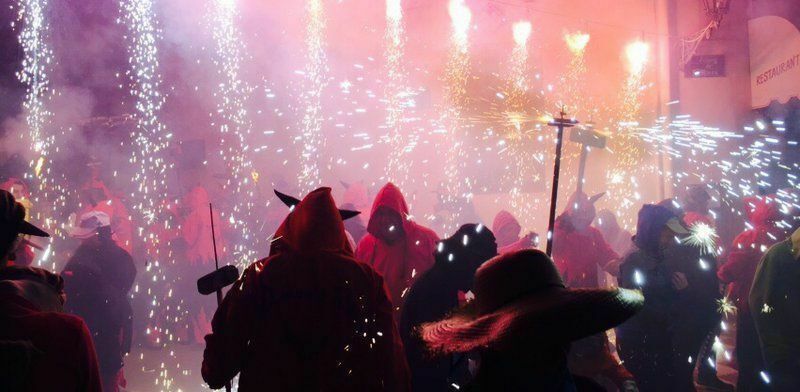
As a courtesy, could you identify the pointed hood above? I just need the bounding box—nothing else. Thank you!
[369,182,409,218]
[492,210,521,247]
[185,186,210,211]
[273,187,352,254]
[744,195,781,228]
[367,182,411,235]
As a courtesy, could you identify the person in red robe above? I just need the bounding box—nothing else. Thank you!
[718,195,784,391]
[356,182,439,309]
[552,191,636,391]
[553,191,619,287]
[202,187,410,391]
[682,184,715,228]
[491,210,538,254]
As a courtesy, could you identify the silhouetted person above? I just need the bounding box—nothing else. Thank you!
[0,189,102,391]
[491,210,537,254]
[62,211,137,392]
[749,227,800,392]
[718,195,784,391]
[618,204,725,391]
[421,249,643,391]
[400,224,497,391]
[203,187,410,391]
[356,182,439,309]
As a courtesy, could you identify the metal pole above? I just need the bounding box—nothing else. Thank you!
[208,203,231,392]
[545,111,577,256]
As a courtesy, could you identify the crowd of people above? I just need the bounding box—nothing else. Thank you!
[1,171,799,391]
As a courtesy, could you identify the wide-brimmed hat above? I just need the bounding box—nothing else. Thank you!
[0,190,49,238]
[421,249,643,354]
[67,211,111,239]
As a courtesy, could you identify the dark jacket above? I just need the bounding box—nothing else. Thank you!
[749,239,800,373]
[62,235,136,377]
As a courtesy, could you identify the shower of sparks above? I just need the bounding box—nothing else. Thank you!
[14,0,78,256]
[717,296,737,317]
[565,31,590,55]
[209,0,259,265]
[119,0,178,389]
[560,31,590,114]
[684,222,719,255]
[439,0,473,232]
[16,0,53,155]
[503,21,540,216]
[384,0,415,188]
[621,40,649,122]
[297,0,328,193]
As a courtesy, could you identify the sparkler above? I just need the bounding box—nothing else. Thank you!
[384,0,415,188]
[297,0,328,193]
[209,0,259,266]
[119,0,178,389]
[439,0,473,231]
[684,222,719,255]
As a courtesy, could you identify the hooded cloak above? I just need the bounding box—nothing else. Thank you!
[356,183,439,307]
[202,187,410,391]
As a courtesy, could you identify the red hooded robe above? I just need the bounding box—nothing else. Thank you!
[718,195,783,314]
[492,210,532,254]
[202,187,410,391]
[552,193,619,289]
[355,183,439,308]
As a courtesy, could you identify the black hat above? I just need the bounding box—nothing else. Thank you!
[0,190,49,238]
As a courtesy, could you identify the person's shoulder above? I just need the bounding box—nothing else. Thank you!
[412,224,440,242]
[37,311,91,339]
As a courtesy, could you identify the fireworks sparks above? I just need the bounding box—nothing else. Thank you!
[625,40,650,75]
[298,0,328,193]
[684,222,719,255]
[565,31,590,55]
[16,0,53,155]
[384,0,415,188]
[209,0,259,265]
[439,0,473,231]
[717,296,737,317]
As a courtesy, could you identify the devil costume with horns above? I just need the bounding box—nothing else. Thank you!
[202,187,410,391]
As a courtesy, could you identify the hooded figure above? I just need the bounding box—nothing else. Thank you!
[618,204,725,391]
[182,185,226,265]
[682,184,714,228]
[551,192,635,389]
[202,187,410,391]
[79,179,133,253]
[552,191,618,288]
[595,209,633,257]
[400,224,497,391]
[356,183,439,308]
[62,212,137,392]
[719,196,783,391]
[421,249,644,391]
[492,210,537,254]
[748,228,800,392]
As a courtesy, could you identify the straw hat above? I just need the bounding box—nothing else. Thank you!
[421,249,644,354]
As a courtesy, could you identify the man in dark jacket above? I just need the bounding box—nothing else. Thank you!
[62,211,137,392]
[0,189,103,391]
[202,187,410,391]
[749,227,800,392]
[400,223,497,391]
[618,204,693,391]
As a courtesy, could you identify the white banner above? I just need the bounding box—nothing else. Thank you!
[749,15,800,108]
